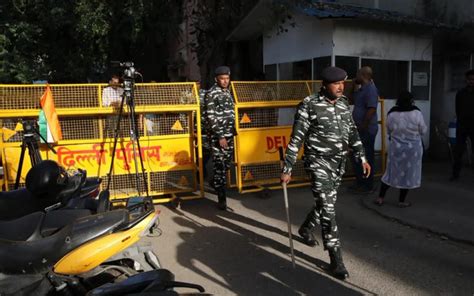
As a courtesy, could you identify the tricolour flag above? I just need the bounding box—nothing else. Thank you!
[39,85,62,143]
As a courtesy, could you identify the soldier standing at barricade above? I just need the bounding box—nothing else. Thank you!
[204,66,235,210]
[280,67,371,279]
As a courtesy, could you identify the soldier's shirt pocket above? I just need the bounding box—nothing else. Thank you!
[316,109,335,130]
[216,95,230,106]
[338,107,353,125]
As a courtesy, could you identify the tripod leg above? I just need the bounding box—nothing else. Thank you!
[14,141,27,189]
[27,138,42,166]
[106,95,127,191]
[127,109,144,196]
[126,95,149,197]
[133,128,150,197]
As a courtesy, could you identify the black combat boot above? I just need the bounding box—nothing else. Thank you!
[298,212,319,247]
[328,248,349,280]
[216,187,227,211]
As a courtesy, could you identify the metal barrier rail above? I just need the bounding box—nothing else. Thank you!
[0,83,204,202]
[231,80,386,193]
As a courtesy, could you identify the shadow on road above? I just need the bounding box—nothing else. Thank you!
[170,199,367,295]
[232,162,474,295]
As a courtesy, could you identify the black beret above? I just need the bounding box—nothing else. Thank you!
[320,66,347,83]
[215,66,231,76]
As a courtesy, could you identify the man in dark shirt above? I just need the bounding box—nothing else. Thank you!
[451,69,474,180]
[351,66,378,193]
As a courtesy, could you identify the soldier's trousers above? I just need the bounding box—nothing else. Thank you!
[303,156,346,251]
[210,137,234,189]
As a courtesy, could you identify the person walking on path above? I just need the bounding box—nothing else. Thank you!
[451,69,474,181]
[351,66,379,193]
[374,91,427,207]
[281,66,371,280]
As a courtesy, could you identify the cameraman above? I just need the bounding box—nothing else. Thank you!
[102,74,124,107]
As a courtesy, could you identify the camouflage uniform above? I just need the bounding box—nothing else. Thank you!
[283,92,366,251]
[204,83,235,189]
[199,89,210,151]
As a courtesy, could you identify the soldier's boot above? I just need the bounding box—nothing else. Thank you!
[216,187,227,211]
[298,212,319,247]
[328,248,349,280]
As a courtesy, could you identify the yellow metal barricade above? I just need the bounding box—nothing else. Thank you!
[231,80,386,193]
[0,83,204,203]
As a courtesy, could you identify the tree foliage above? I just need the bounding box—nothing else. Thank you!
[188,0,256,85]
[0,0,183,83]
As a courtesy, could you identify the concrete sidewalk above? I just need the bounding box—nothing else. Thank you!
[359,161,474,244]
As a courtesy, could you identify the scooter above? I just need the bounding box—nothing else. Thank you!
[0,190,160,295]
[0,160,102,220]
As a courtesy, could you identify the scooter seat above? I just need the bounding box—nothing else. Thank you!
[0,175,99,221]
[0,209,129,274]
[0,189,54,220]
[0,212,44,241]
[41,209,92,236]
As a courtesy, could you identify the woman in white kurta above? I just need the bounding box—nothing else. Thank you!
[375,91,427,207]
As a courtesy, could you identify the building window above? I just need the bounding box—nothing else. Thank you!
[264,64,277,81]
[361,59,409,100]
[313,56,331,80]
[278,62,293,80]
[292,60,312,80]
[276,60,312,80]
[335,56,359,79]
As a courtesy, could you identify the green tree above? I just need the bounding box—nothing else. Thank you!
[0,0,183,83]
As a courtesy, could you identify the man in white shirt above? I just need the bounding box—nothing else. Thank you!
[102,74,124,107]
[102,74,124,138]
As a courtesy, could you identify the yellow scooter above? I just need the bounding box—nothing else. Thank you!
[0,190,161,295]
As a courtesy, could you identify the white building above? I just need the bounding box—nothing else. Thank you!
[228,0,465,152]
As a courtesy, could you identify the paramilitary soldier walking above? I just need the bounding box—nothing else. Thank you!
[281,66,371,279]
[204,66,236,210]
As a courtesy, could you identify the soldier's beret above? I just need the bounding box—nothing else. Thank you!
[320,66,347,83]
[215,66,231,76]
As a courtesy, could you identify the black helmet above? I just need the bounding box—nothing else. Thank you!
[26,160,68,196]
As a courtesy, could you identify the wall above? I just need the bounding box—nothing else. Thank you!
[334,21,432,148]
[263,14,434,148]
[336,0,420,16]
[263,14,334,66]
[425,0,474,26]
[333,21,432,61]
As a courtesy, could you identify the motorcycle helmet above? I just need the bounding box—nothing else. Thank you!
[26,160,68,196]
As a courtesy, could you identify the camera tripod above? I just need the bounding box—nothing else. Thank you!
[14,121,57,189]
[106,63,149,197]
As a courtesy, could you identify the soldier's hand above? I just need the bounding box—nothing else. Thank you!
[362,162,371,178]
[280,173,291,184]
[219,138,228,149]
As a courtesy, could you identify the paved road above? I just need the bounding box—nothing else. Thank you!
[362,161,474,244]
[145,178,474,295]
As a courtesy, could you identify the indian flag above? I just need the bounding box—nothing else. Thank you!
[39,85,62,143]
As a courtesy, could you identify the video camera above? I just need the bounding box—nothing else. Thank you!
[110,61,140,80]
[22,120,38,137]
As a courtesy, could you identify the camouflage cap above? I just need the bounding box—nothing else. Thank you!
[320,66,347,83]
